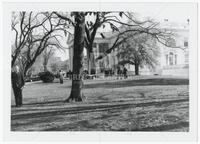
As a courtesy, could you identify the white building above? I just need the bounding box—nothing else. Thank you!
[68,21,189,77]
[155,21,189,77]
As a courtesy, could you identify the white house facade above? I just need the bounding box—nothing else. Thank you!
[68,21,189,77]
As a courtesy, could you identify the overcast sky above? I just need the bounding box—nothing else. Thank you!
[130,3,192,23]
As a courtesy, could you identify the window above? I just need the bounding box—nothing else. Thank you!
[175,54,177,65]
[184,41,188,47]
[169,52,173,65]
[166,54,168,65]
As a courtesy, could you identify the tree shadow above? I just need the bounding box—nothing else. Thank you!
[42,120,189,131]
[11,98,188,120]
[11,100,65,108]
[119,121,189,131]
[83,78,189,89]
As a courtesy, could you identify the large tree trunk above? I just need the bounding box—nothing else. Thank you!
[11,57,16,68]
[135,64,139,75]
[87,49,96,75]
[87,49,91,75]
[23,63,31,77]
[65,12,85,102]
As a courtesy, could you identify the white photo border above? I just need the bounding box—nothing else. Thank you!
[2,2,198,142]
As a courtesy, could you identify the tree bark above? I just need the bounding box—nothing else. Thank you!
[65,12,85,102]
[135,64,139,75]
[87,49,91,75]
[87,47,96,75]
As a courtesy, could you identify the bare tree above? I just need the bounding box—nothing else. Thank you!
[95,13,179,61]
[18,12,66,76]
[50,63,59,73]
[65,12,85,102]
[84,12,162,74]
[54,12,156,74]
[42,46,55,72]
[11,12,53,67]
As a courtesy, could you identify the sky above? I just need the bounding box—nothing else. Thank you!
[124,3,192,23]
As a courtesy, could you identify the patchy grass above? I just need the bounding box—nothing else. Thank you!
[11,75,189,131]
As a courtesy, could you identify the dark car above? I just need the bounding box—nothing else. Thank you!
[25,77,31,82]
[30,76,40,82]
[25,75,40,82]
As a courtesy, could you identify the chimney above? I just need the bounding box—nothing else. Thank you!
[187,19,190,25]
[164,19,168,22]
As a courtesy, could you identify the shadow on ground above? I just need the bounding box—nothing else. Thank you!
[43,121,189,131]
[119,121,189,131]
[11,98,188,120]
[82,78,189,89]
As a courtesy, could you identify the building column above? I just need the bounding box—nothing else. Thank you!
[174,54,177,65]
[69,46,73,71]
[96,43,99,57]
[96,43,100,74]
[166,54,168,65]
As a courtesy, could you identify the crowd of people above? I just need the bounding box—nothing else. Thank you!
[102,66,128,79]
[58,66,129,81]
[117,66,128,79]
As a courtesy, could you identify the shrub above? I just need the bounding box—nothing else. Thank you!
[90,69,96,74]
[38,71,54,83]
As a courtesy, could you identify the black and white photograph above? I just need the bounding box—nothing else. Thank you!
[1,1,198,142]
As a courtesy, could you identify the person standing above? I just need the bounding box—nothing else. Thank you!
[11,65,25,107]
[59,70,64,84]
[117,66,122,79]
[123,66,128,79]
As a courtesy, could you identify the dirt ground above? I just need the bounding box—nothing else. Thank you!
[11,75,189,131]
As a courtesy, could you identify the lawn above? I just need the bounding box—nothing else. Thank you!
[11,75,189,131]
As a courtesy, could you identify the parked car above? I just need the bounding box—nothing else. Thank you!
[25,75,41,82]
[25,77,31,82]
[30,75,41,82]
[38,71,54,83]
